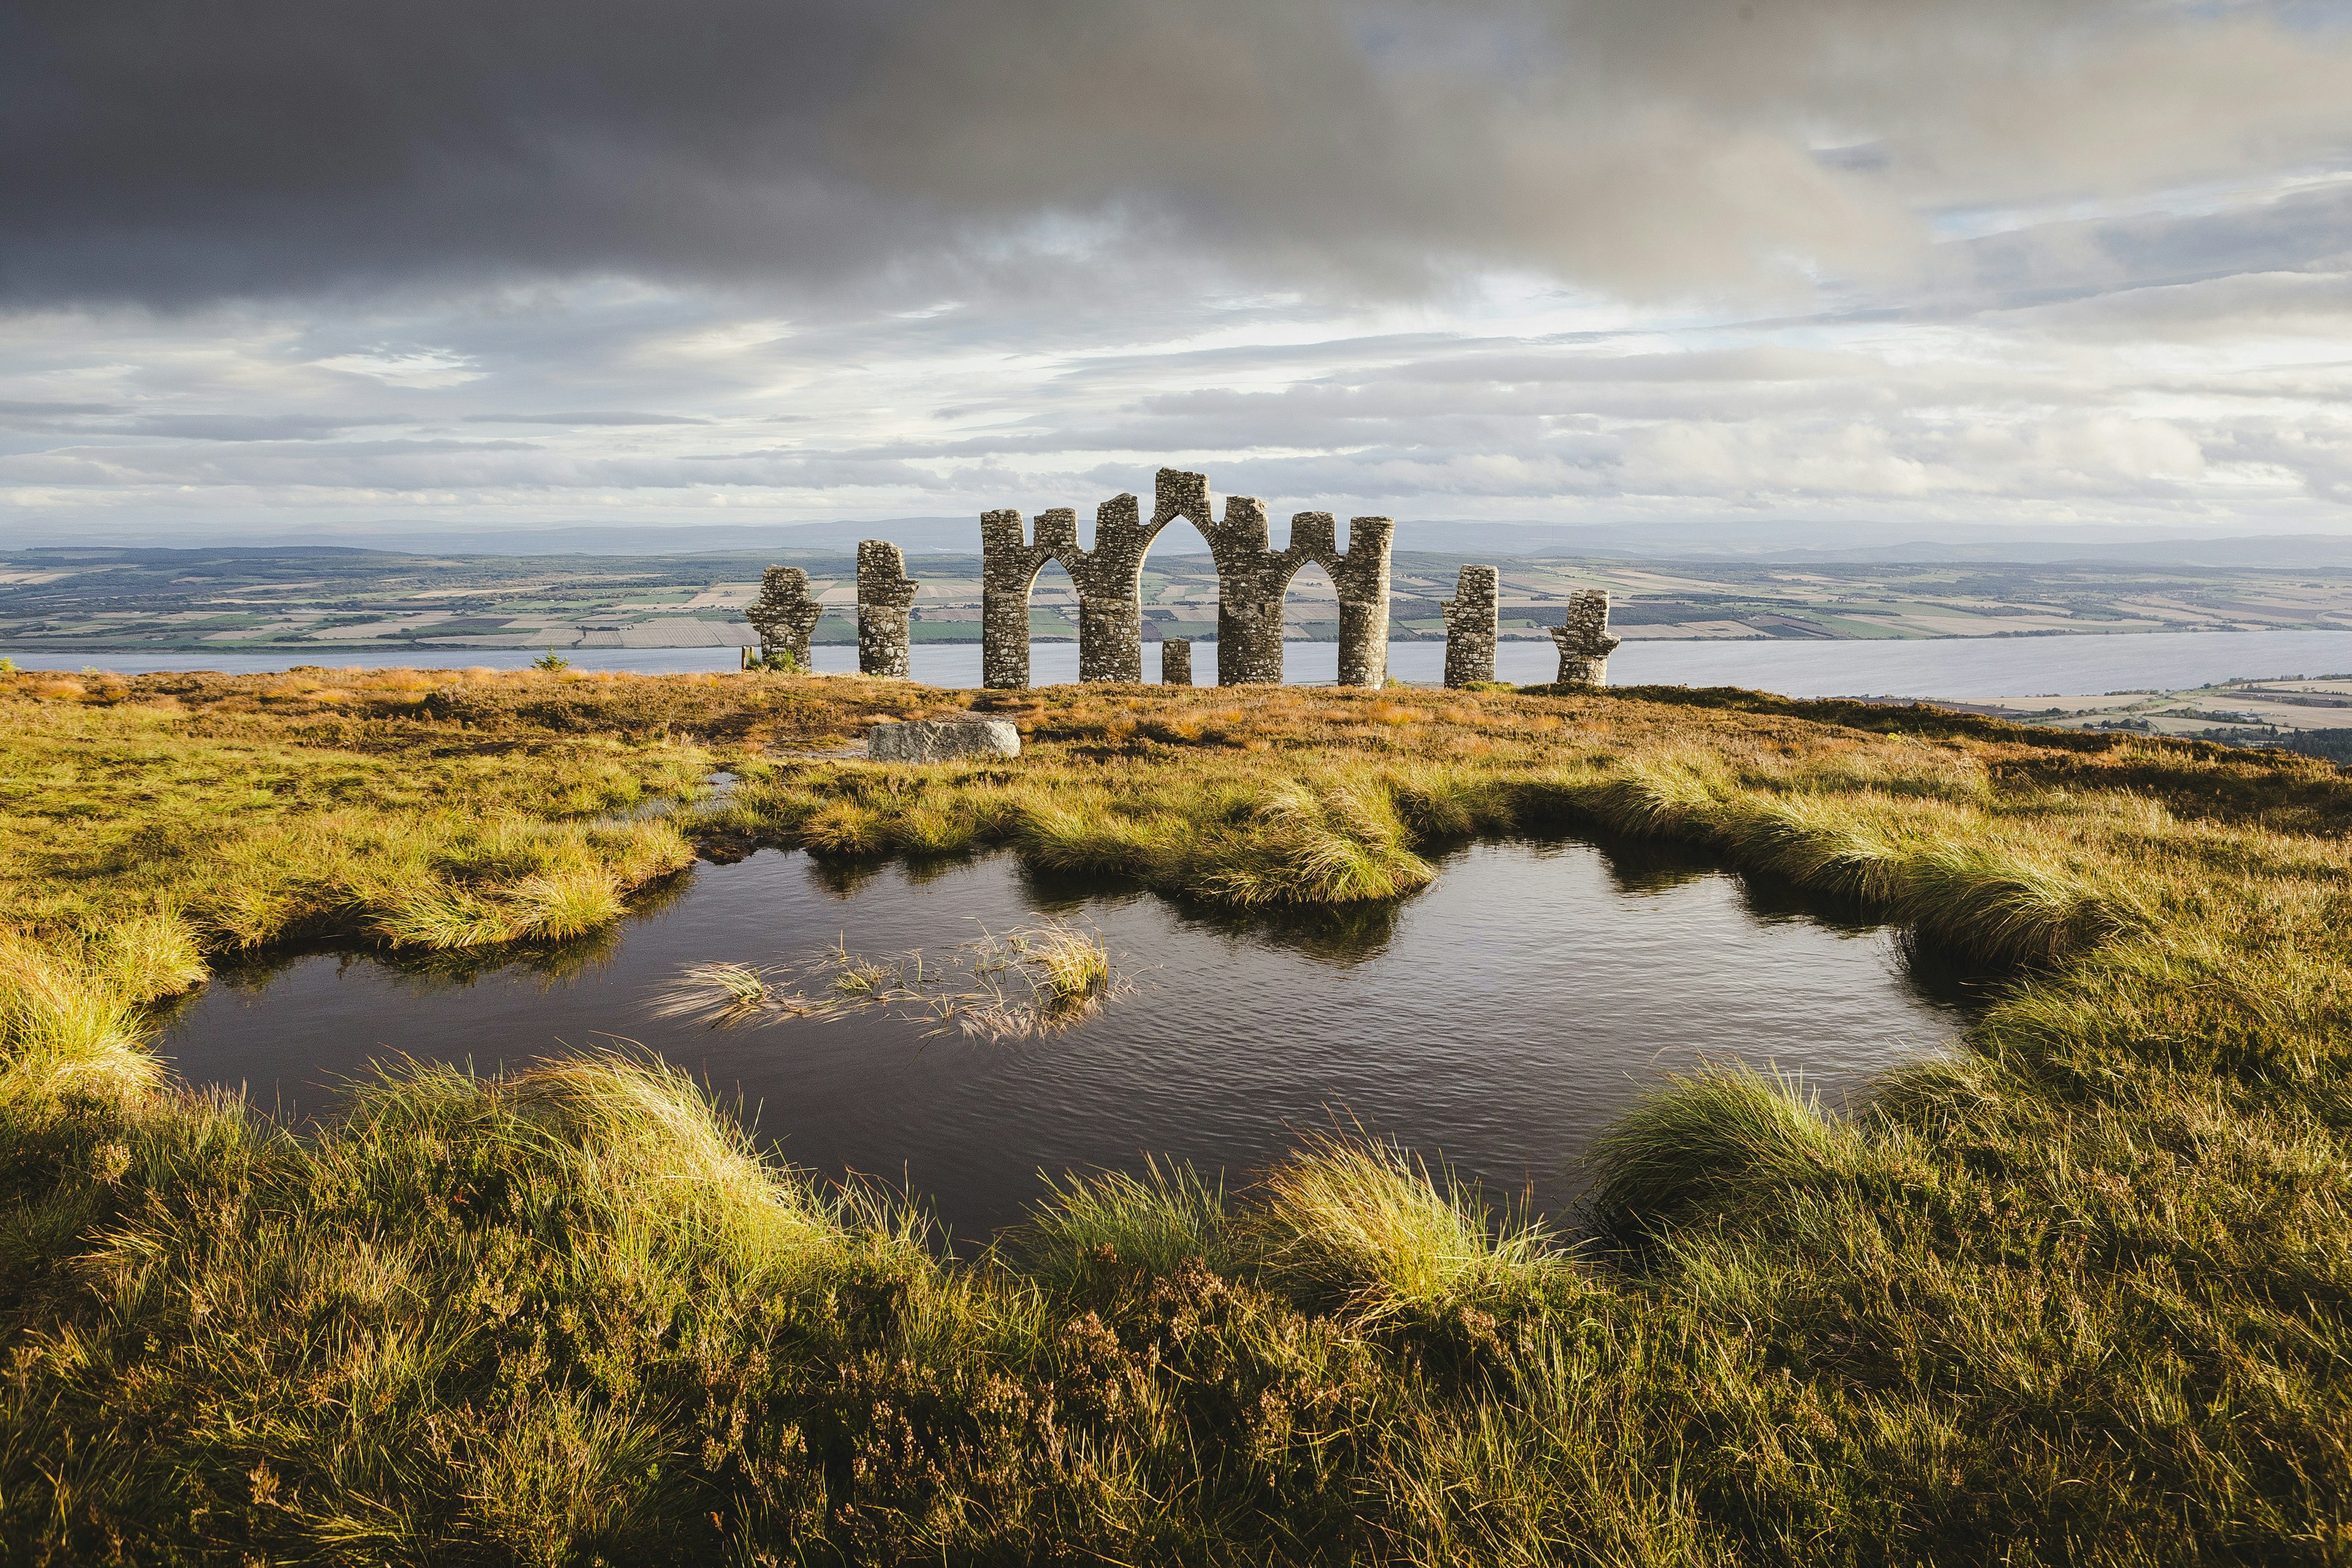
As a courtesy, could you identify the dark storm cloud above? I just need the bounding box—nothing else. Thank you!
[7,0,2350,307]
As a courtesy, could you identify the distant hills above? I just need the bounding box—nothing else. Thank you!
[17,515,2352,568]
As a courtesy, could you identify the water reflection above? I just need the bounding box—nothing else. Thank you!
[159,839,1982,1240]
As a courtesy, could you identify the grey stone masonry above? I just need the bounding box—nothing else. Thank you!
[981,495,1165,686]
[980,469,1393,690]
[744,565,823,667]
[1442,565,1499,687]
[856,540,917,678]
[1161,638,1192,685]
[1550,587,1622,685]
[1150,469,1393,687]
[869,718,1022,761]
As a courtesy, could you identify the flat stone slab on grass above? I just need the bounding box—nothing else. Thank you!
[868,718,1022,762]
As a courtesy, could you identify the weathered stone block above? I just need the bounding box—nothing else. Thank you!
[867,719,1021,761]
[1161,638,1192,685]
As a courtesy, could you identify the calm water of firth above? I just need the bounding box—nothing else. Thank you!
[17,628,2350,699]
[159,839,1977,1241]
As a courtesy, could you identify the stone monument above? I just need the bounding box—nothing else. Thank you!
[1161,637,1192,685]
[981,494,1164,687]
[1550,587,1621,685]
[856,540,917,679]
[980,469,1394,690]
[1442,565,1499,687]
[743,565,823,669]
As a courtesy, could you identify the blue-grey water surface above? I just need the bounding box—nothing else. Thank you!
[14,628,2348,699]
[160,840,1975,1240]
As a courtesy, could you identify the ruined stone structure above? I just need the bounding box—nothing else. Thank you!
[1442,565,1499,687]
[980,469,1393,690]
[1550,587,1621,685]
[856,540,917,679]
[743,565,823,668]
[981,494,1163,687]
[1161,638,1192,686]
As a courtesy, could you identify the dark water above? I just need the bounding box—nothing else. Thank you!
[160,840,1977,1240]
[15,627,2349,699]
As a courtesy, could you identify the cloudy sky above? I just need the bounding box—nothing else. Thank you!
[4,0,2351,546]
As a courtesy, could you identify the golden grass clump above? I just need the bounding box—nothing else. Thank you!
[0,933,162,1107]
[1259,1133,1570,1322]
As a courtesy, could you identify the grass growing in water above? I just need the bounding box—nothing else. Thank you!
[649,918,1121,1041]
[6,665,2352,1559]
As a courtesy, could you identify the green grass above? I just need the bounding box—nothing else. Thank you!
[4,666,2352,1560]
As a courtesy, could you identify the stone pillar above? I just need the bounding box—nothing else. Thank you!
[981,509,1050,690]
[1550,587,1622,685]
[1161,638,1192,685]
[1442,565,1499,687]
[1332,516,1393,687]
[1066,493,1156,684]
[744,565,823,668]
[856,540,917,679]
[1213,498,1286,685]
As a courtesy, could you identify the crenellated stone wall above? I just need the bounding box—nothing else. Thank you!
[1149,469,1393,688]
[856,540,917,679]
[1441,565,1499,687]
[1550,587,1621,685]
[979,467,1393,690]
[744,565,823,668]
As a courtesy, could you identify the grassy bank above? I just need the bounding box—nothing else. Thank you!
[4,666,2350,1562]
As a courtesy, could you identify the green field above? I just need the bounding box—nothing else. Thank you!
[9,545,2352,655]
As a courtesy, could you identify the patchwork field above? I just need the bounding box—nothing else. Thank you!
[9,545,2352,654]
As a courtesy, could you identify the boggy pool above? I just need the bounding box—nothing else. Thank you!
[160,839,1981,1240]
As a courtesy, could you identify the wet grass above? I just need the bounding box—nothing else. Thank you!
[647,919,1120,1040]
[4,665,2352,1559]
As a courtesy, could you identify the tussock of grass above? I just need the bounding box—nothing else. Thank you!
[1017,1158,1230,1295]
[650,919,1123,1040]
[0,932,165,1107]
[1583,1061,1855,1241]
[1258,1134,1571,1322]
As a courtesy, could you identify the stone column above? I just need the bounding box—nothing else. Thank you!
[1065,494,1155,684]
[1331,516,1394,687]
[1442,565,1499,687]
[856,540,917,679]
[1550,587,1622,685]
[981,509,1052,690]
[744,565,823,668]
[1161,638,1192,685]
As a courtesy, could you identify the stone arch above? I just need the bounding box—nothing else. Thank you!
[1149,472,1392,687]
[984,494,1170,685]
[982,468,1394,690]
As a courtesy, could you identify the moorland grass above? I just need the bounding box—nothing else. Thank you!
[3,665,2351,1561]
